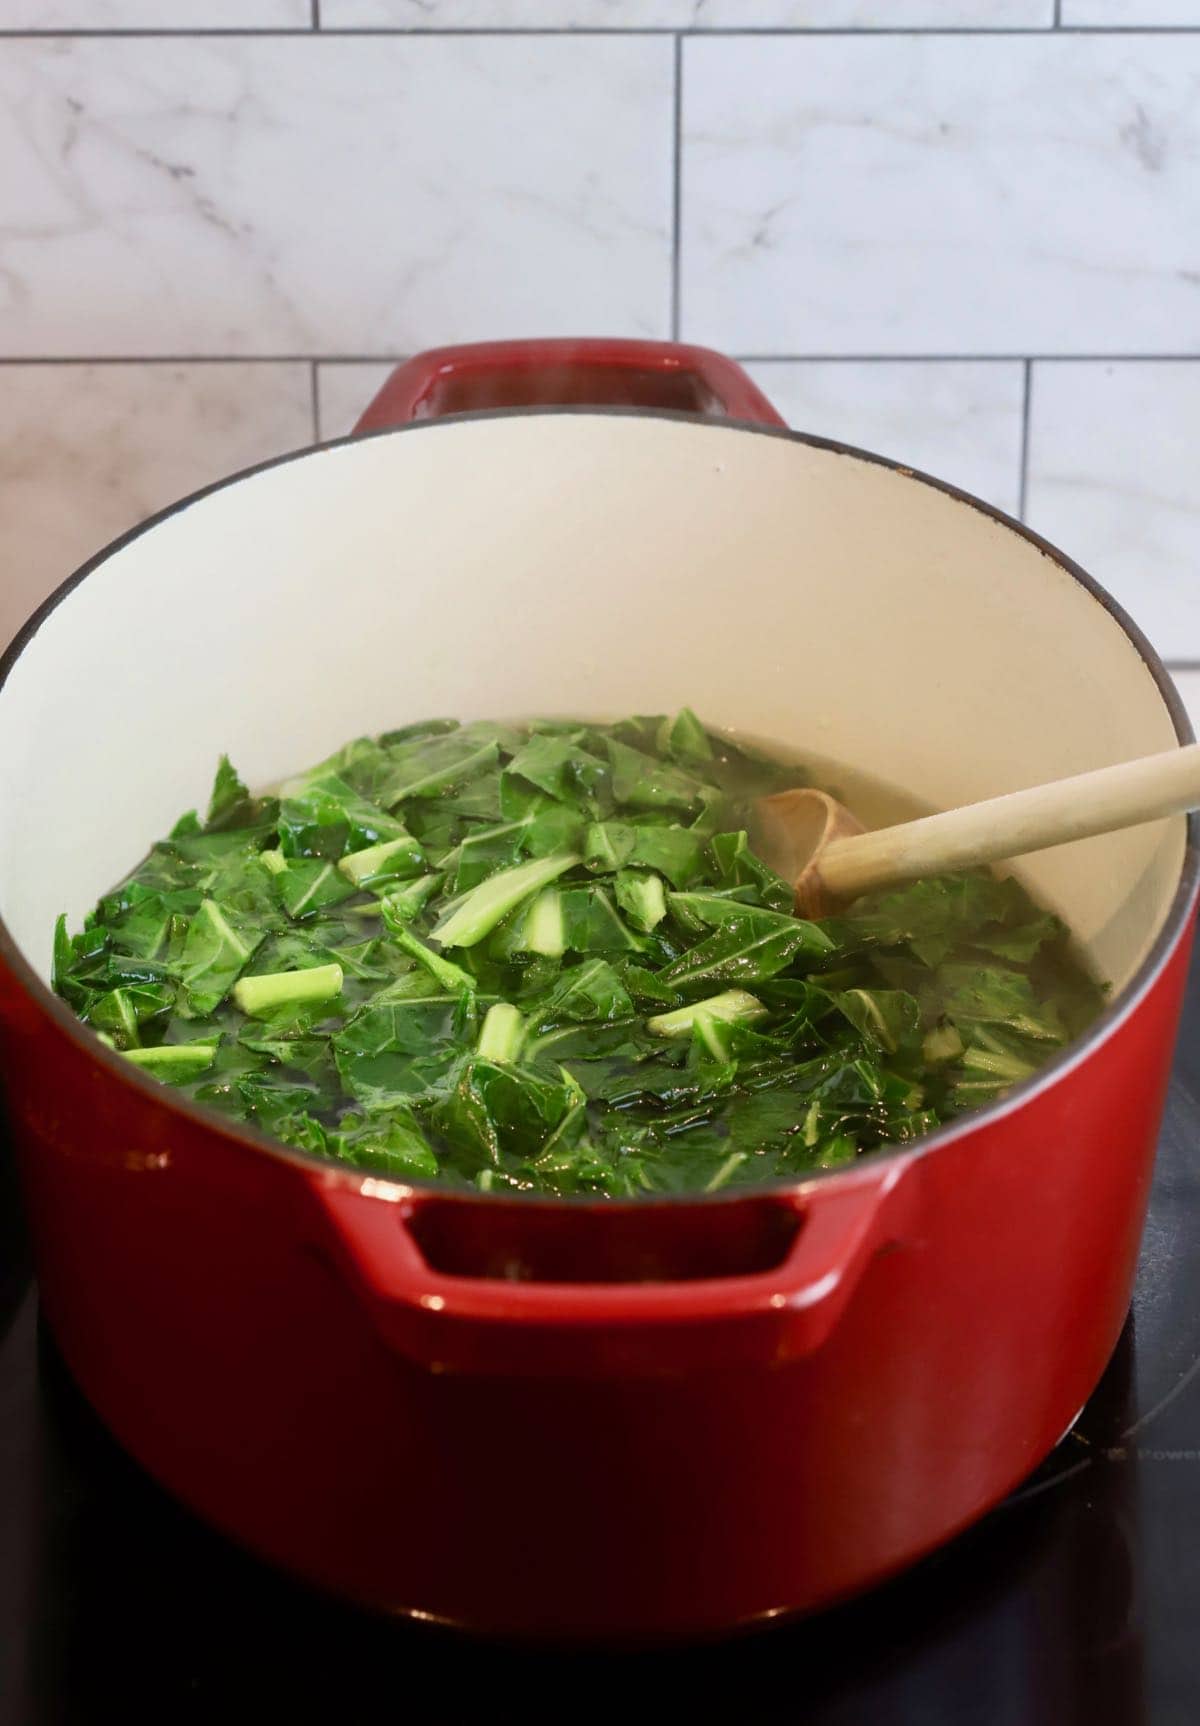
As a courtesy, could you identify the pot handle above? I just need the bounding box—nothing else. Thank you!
[351,338,787,434]
[311,1164,913,1377]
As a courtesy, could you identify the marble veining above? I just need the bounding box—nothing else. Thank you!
[745,360,1025,516]
[0,15,1197,689]
[321,0,1054,24]
[682,34,1200,355]
[315,361,394,439]
[1026,361,1200,661]
[0,0,311,24]
[0,36,672,356]
[1061,2,1200,23]
[0,363,312,648]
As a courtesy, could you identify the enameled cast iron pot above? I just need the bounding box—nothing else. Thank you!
[0,341,1196,1640]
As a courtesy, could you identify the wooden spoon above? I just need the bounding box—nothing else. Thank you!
[754,743,1200,918]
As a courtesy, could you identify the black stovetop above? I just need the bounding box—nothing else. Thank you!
[2,964,1199,1726]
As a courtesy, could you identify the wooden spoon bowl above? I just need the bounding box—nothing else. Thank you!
[753,789,866,917]
[754,743,1200,918]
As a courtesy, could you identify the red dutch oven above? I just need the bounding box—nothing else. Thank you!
[0,340,1196,1641]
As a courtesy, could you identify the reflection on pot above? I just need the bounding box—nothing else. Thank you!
[16,1304,1142,1726]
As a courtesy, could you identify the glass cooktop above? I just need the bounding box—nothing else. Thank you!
[2,955,1199,1725]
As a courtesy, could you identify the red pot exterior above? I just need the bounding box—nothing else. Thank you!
[2,337,1197,1638]
[1,918,1193,1639]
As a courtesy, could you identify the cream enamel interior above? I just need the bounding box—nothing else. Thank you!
[0,412,1188,993]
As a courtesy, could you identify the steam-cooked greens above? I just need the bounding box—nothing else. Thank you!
[52,712,1103,1196]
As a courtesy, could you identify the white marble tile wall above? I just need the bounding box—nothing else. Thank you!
[0,9,1198,744]
[0,38,672,356]
[318,3,1054,25]
[314,363,394,440]
[1026,361,1200,660]
[1062,3,1199,22]
[0,364,312,648]
[681,34,1200,358]
[0,2,310,24]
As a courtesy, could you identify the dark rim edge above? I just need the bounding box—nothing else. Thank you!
[1,405,1197,1212]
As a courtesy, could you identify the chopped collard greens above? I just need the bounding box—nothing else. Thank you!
[53,712,1104,1196]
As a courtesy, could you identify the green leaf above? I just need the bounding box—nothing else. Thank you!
[557,886,646,954]
[504,733,611,811]
[322,1110,440,1180]
[581,819,633,871]
[606,739,704,813]
[659,906,833,993]
[583,821,709,888]
[205,755,255,831]
[375,872,444,923]
[937,963,1066,1042]
[177,899,262,1015]
[616,962,682,1009]
[278,775,409,863]
[402,806,461,865]
[530,958,634,1030]
[383,921,477,995]
[522,799,587,858]
[974,913,1066,965]
[333,988,472,1112]
[450,820,529,894]
[276,858,358,921]
[380,718,461,747]
[490,885,567,960]
[615,869,666,932]
[431,851,580,949]
[224,1069,335,1132]
[102,883,203,961]
[843,872,1063,970]
[647,989,767,1038]
[324,736,401,800]
[53,711,1103,1198]
[384,734,499,803]
[436,777,506,823]
[57,942,177,1018]
[669,890,790,930]
[709,829,795,913]
[832,989,921,1056]
[432,1056,578,1170]
[85,982,174,1049]
[337,831,425,888]
[657,706,714,761]
[52,913,72,993]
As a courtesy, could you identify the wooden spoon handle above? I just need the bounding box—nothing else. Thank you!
[818,742,1200,904]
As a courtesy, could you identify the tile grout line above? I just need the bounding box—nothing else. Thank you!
[671,34,682,344]
[733,353,1200,364]
[1018,358,1033,522]
[2,24,1200,37]
[1054,0,1062,24]
[2,354,1199,367]
[309,359,320,444]
[312,0,321,27]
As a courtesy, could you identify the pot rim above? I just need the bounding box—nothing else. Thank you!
[2,405,1197,1209]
